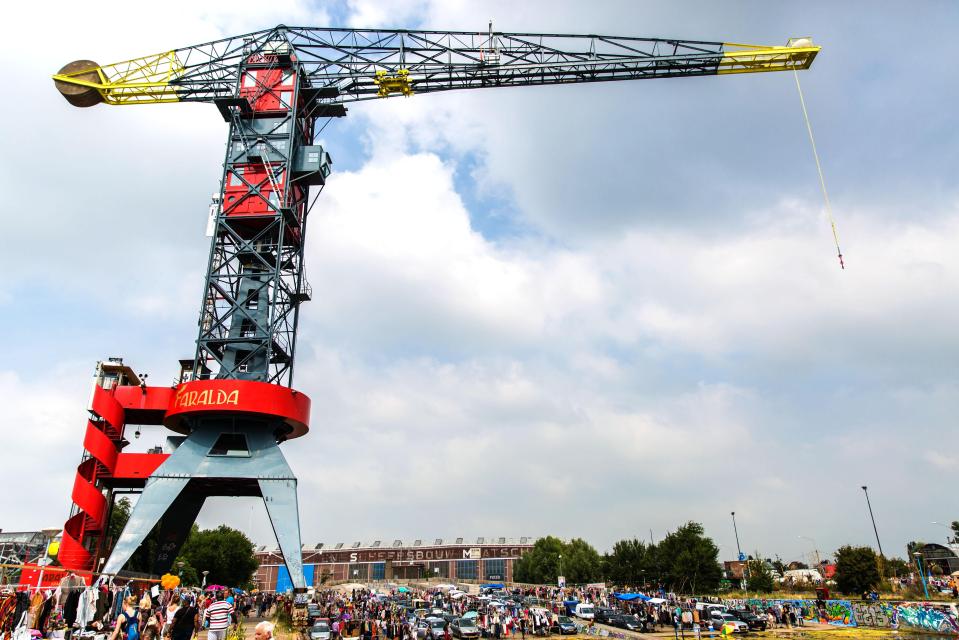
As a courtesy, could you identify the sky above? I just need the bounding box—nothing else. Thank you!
[1,0,958,566]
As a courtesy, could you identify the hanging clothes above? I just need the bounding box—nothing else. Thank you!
[36,596,54,633]
[76,588,97,629]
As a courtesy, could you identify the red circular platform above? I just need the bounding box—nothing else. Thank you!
[163,379,310,439]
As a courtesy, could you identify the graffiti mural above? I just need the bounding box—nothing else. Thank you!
[719,598,958,635]
[734,598,855,627]
[851,602,895,628]
[895,604,959,634]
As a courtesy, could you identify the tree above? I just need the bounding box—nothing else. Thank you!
[834,545,881,595]
[745,559,774,593]
[951,521,959,545]
[604,538,655,586]
[514,536,564,584]
[178,525,258,589]
[654,522,723,594]
[170,556,200,586]
[884,556,910,577]
[906,541,925,557]
[562,538,602,584]
[771,558,786,576]
[514,536,602,585]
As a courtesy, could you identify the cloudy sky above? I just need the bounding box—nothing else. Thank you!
[2,0,957,565]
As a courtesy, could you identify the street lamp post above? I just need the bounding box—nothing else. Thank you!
[731,512,747,588]
[860,486,885,556]
[861,486,885,580]
[731,512,743,560]
[202,570,209,588]
[913,552,930,600]
[177,561,185,578]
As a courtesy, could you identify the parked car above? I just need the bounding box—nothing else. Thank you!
[573,604,595,620]
[309,621,331,640]
[550,616,578,635]
[451,618,481,639]
[422,618,448,640]
[727,610,766,631]
[708,612,749,633]
[609,615,642,632]
[593,608,617,625]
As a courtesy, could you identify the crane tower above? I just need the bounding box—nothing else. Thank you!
[53,26,819,588]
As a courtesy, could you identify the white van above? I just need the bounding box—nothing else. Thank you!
[574,603,595,620]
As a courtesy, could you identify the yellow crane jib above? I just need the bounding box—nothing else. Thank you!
[373,69,413,98]
[718,38,820,75]
[52,51,185,107]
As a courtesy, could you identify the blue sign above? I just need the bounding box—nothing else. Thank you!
[275,564,315,592]
[738,552,746,562]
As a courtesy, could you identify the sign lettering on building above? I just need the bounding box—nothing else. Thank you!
[306,546,527,564]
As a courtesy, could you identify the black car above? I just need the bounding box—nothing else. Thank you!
[551,616,578,635]
[608,615,641,632]
[593,608,617,625]
[728,609,766,631]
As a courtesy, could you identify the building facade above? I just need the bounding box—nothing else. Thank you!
[255,537,535,591]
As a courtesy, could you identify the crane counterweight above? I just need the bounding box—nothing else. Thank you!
[54,60,104,107]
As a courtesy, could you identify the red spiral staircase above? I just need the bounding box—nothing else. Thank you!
[58,360,175,572]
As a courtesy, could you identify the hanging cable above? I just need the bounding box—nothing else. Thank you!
[794,69,844,269]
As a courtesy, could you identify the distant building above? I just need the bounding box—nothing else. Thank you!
[254,537,535,591]
[723,560,746,580]
[781,569,822,583]
[0,531,45,564]
[918,542,959,575]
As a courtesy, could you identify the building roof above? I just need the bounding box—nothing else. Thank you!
[0,531,45,544]
[257,537,538,555]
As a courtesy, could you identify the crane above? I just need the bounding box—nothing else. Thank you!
[52,26,819,588]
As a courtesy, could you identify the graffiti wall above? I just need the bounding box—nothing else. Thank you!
[722,598,958,635]
[850,601,895,628]
[894,603,959,634]
[731,598,856,626]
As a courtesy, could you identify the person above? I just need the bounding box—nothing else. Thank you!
[140,596,154,637]
[254,621,275,640]
[163,597,181,639]
[112,596,141,640]
[142,611,161,640]
[171,595,198,640]
[204,591,234,640]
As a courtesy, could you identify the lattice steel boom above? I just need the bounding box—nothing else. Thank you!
[53,27,819,106]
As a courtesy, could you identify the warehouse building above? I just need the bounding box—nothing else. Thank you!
[255,537,535,591]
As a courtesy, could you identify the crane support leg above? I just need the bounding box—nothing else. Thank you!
[260,478,305,589]
[102,413,306,584]
[103,477,189,575]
